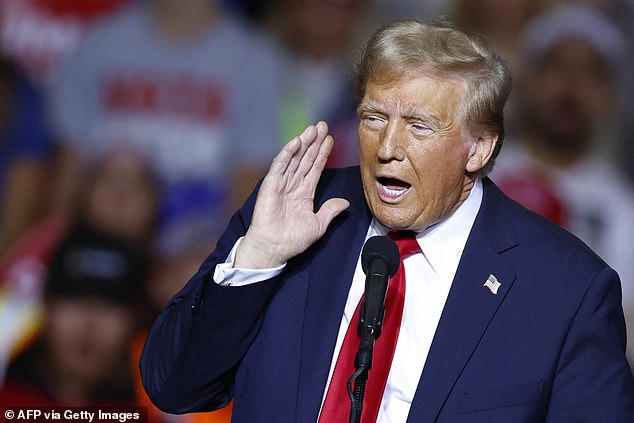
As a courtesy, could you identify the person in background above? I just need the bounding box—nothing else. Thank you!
[448,0,553,133]
[47,0,282,277]
[0,150,159,384]
[0,150,174,420]
[0,148,227,421]
[73,149,159,254]
[489,4,634,371]
[0,225,148,408]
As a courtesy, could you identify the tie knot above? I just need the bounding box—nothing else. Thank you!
[388,231,421,260]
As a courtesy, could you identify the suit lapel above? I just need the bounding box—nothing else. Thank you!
[407,179,519,422]
[295,168,372,422]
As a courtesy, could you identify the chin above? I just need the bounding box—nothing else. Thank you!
[371,207,416,231]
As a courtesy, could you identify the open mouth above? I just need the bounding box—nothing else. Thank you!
[377,176,411,200]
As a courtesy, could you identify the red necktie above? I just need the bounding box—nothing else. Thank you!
[319,231,421,423]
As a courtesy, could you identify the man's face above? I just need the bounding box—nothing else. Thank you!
[358,73,487,232]
[86,153,157,242]
[44,296,136,386]
[521,39,612,149]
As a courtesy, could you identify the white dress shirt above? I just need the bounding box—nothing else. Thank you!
[213,178,483,422]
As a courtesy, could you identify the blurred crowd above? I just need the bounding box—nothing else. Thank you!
[0,0,632,421]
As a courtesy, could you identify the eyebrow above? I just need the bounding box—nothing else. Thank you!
[356,103,381,117]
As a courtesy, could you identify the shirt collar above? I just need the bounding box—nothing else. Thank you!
[370,177,483,275]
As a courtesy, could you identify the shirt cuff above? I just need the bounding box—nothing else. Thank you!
[212,237,286,286]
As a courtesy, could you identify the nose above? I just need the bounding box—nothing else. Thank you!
[376,121,405,162]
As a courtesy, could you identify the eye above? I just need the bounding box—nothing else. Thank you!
[409,122,433,136]
[361,114,386,130]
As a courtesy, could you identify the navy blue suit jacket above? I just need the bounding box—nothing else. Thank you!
[140,167,634,422]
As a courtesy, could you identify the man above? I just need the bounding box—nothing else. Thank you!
[489,4,634,370]
[140,19,634,422]
[1,224,147,406]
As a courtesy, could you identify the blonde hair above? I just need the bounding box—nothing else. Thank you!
[355,19,512,173]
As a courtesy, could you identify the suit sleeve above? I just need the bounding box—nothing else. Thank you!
[545,266,634,421]
[139,188,284,414]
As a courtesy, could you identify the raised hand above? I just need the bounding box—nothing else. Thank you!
[234,121,350,269]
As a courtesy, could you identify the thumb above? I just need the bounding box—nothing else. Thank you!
[315,198,350,232]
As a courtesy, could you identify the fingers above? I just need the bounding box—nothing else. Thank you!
[295,121,329,178]
[285,124,321,176]
[269,125,316,176]
[304,134,333,188]
[270,122,330,180]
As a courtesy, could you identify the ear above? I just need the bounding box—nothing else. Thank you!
[466,132,498,173]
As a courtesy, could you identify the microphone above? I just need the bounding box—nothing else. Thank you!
[358,235,400,343]
[349,235,401,411]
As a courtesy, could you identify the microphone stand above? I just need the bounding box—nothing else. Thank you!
[347,326,376,423]
[348,296,385,423]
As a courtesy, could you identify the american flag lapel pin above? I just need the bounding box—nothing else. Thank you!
[483,274,501,295]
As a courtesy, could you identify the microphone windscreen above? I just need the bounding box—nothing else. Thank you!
[361,235,400,278]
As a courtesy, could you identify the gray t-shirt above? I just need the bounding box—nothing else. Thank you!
[50,5,282,253]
